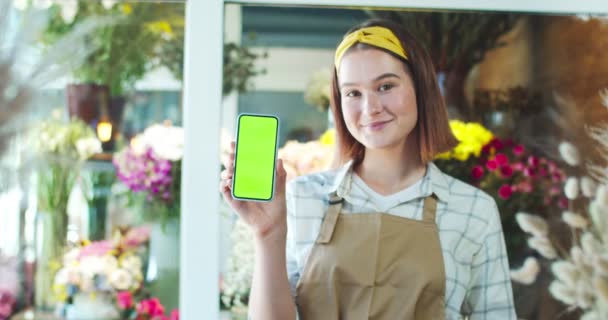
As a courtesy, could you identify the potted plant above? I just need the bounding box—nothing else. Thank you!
[39,1,183,150]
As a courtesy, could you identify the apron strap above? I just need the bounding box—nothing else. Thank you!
[316,192,343,244]
[422,194,438,223]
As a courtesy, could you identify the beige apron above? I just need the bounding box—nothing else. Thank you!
[295,192,446,320]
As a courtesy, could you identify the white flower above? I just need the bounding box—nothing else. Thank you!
[528,236,557,259]
[32,0,52,9]
[59,0,78,24]
[551,260,579,287]
[101,0,116,9]
[581,232,601,256]
[79,256,105,277]
[597,184,608,207]
[581,311,600,320]
[595,255,608,276]
[565,177,580,200]
[593,276,608,303]
[510,257,540,285]
[101,255,118,275]
[141,124,184,161]
[515,212,548,237]
[119,255,142,274]
[75,137,102,160]
[108,268,133,291]
[559,142,581,166]
[54,268,69,285]
[79,274,94,292]
[12,0,28,10]
[562,211,588,229]
[549,280,577,305]
[581,176,597,198]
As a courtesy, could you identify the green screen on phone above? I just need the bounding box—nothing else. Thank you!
[232,114,279,201]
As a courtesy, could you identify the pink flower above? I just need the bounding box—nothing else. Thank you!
[123,225,151,249]
[558,197,569,209]
[495,153,508,165]
[538,167,548,177]
[527,156,539,168]
[550,186,561,196]
[471,166,484,180]
[512,162,524,171]
[517,181,533,193]
[170,309,179,320]
[137,298,165,317]
[79,240,114,258]
[523,167,536,178]
[500,165,513,178]
[117,291,133,310]
[486,159,499,171]
[498,184,513,199]
[513,144,525,156]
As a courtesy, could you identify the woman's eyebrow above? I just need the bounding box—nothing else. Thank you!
[340,73,401,88]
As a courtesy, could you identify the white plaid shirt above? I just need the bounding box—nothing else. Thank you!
[285,161,516,320]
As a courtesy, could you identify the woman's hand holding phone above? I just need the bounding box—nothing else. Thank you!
[220,141,288,242]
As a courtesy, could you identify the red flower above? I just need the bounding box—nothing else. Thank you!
[500,165,513,178]
[498,184,513,199]
[486,159,499,171]
[117,291,133,310]
[513,145,525,156]
[481,143,493,155]
[495,153,508,165]
[527,156,539,167]
[471,166,484,180]
[491,138,504,150]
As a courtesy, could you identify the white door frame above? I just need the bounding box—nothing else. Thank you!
[180,1,608,319]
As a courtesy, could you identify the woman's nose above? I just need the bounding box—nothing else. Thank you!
[362,92,382,115]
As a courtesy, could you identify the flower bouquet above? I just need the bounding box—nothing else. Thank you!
[53,226,150,319]
[434,120,570,263]
[29,116,102,309]
[113,123,183,224]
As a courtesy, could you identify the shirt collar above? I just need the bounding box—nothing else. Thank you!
[329,160,451,203]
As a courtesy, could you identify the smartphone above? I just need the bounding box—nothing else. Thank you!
[232,114,279,201]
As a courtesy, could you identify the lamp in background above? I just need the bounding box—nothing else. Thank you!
[97,121,113,143]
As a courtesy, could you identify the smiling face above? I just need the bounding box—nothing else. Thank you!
[337,47,418,152]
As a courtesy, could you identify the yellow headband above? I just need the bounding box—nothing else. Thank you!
[334,26,408,72]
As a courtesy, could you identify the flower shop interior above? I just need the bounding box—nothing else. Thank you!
[1,0,608,319]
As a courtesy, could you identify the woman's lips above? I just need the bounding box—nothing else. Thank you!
[364,119,392,131]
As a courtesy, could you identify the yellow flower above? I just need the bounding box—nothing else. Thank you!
[147,21,174,37]
[53,284,68,302]
[436,120,494,162]
[121,3,132,15]
[319,128,335,146]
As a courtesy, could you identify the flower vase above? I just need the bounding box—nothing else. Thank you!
[147,218,180,311]
[64,292,118,320]
[34,210,68,310]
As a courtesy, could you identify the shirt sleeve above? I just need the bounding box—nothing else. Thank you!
[465,199,517,320]
[285,180,301,299]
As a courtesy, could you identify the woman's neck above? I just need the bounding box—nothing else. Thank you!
[354,138,426,196]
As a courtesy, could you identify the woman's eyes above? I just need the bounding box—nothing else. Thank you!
[345,90,361,98]
[344,83,395,97]
[379,83,394,92]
